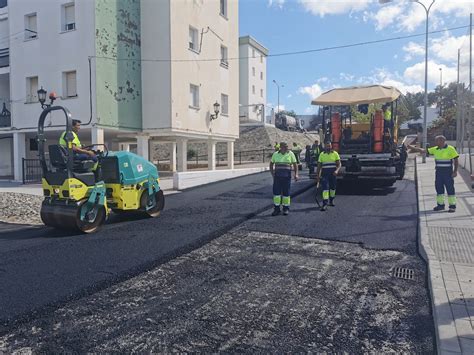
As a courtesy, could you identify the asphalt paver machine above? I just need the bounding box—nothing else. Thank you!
[37,104,164,233]
[311,85,407,186]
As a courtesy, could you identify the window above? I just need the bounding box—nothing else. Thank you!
[260,55,263,63]
[220,0,227,17]
[62,3,76,32]
[220,45,228,68]
[189,26,198,52]
[252,49,256,58]
[221,94,228,115]
[25,13,37,40]
[63,70,77,98]
[260,71,263,80]
[260,89,263,98]
[252,67,255,77]
[26,76,38,103]
[29,138,38,151]
[252,85,255,95]
[190,84,199,108]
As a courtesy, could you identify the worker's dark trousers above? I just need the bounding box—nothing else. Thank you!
[273,176,291,209]
[321,173,337,205]
[435,170,456,208]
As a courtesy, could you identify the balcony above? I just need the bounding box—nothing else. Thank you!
[0,102,11,127]
[0,48,8,68]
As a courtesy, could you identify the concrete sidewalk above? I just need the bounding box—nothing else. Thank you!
[417,157,474,354]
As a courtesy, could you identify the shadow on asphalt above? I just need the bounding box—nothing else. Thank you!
[0,212,152,241]
[337,181,397,196]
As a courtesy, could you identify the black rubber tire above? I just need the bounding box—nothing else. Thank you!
[76,200,107,233]
[140,190,165,218]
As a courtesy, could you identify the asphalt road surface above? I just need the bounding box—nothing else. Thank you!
[0,172,313,326]
[0,162,435,352]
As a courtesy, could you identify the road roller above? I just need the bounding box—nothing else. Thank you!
[37,104,164,233]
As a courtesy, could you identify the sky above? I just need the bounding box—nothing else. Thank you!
[239,0,474,115]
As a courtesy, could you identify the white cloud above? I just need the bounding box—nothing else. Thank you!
[298,83,323,100]
[402,41,425,61]
[298,0,371,17]
[276,104,286,111]
[356,68,424,94]
[317,77,329,83]
[373,4,403,31]
[268,0,285,8]
[431,34,469,62]
[287,94,293,98]
[339,72,355,82]
[403,60,457,86]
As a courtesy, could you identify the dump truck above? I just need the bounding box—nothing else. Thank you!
[310,85,407,186]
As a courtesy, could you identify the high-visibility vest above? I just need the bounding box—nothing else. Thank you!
[271,151,297,177]
[384,109,392,121]
[318,150,340,174]
[427,145,459,171]
[59,131,81,147]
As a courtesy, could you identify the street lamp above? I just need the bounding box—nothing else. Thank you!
[380,0,435,163]
[439,67,443,116]
[37,87,58,109]
[210,101,220,121]
[272,80,284,114]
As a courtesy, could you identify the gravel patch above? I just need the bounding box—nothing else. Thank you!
[0,229,434,353]
[0,192,43,225]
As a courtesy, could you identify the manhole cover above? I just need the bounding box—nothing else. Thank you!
[392,267,414,280]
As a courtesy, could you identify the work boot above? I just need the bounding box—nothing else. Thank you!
[272,206,281,216]
[283,207,289,216]
[433,204,445,211]
[448,205,456,213]
[320,204,327,212]
[329,198,335,207]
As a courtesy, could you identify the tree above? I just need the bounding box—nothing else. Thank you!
[276,110,296,118]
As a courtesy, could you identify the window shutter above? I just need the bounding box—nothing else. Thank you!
[28,15,37,32]
[67,72,77,97]
[65,4,75,30]
[30,77,38,101]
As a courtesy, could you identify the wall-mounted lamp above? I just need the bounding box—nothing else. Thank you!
[210,101,220,121]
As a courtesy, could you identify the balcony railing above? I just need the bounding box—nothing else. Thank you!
[0,47,9,68]
[0,102,11,127]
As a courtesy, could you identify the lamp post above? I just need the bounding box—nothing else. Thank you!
[439,67,443,117]
[380,0,435,163]
[272,80,284,114]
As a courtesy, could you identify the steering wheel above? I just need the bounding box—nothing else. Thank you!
[83,144,109,157]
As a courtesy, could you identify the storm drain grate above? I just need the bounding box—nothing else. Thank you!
[392,267,414,280]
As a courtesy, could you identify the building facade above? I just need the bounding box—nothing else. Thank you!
[0,0,239,181]
[238,35,268,125]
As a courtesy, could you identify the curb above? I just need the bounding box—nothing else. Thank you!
[414,158,462,355]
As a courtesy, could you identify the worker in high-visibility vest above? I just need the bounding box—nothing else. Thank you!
[408,135,459,212]
[316,142,341,211]
[274,142,280,152]
[382,103,392,133]
[59,119,97,162]
[270,142,299,216]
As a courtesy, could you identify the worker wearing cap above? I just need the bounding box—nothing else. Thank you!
[316,142,341,211]
[408,135,459,212]
[270,142,299,216]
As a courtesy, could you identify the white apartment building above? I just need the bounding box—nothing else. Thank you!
[238,35,268,124]
[0,0,239,181]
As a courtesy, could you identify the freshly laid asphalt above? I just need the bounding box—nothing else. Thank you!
[0,171,313,327]
[0,162,434,352]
